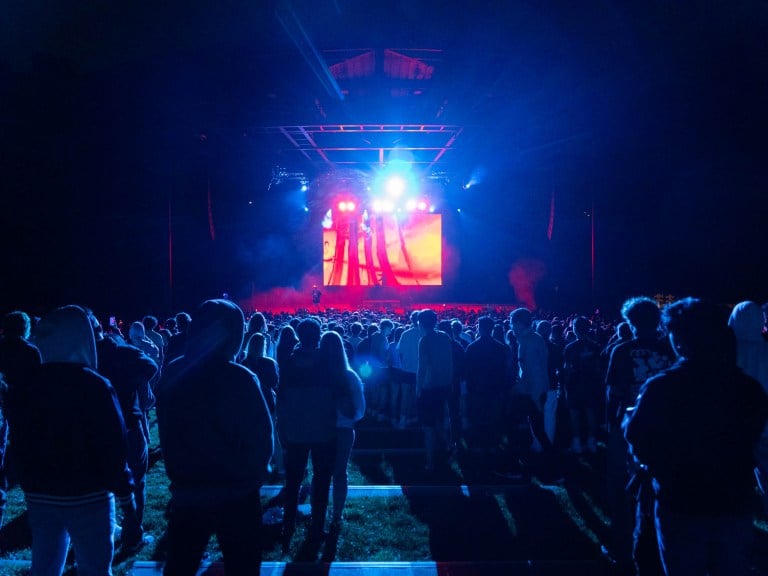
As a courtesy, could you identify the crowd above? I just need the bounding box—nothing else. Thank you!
[0,295,767,575]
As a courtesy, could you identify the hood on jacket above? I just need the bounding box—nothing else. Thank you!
[728,301,765,342]
[35,305,98,370]
[185,299,245,361]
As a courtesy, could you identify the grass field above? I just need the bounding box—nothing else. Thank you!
[1,413,768,575]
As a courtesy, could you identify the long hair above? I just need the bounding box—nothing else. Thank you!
[275,324,299,367]
[319,330,351,390]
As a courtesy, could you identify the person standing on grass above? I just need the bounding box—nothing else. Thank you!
[5,305,140,576]
[416,309,454,471]
[156,299,273,575]
[277,317,337,550]
[625,298,768,576]
[319,330,365,532]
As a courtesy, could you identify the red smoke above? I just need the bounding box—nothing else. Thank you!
[508,259,546,310]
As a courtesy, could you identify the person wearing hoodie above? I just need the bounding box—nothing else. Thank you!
[156,299,273,575]
[728,300,768,514]
[4,305,138,576]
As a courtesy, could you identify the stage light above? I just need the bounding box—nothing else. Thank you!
[385,176,406,198]
[338,201,347,212]
[457,208,462,213]
[372,200,383,213]
[301,184,308,192]
[406,199,417,211]
[429,205,436,213]
[417,200,427,211]
[304,206,309,212]
[347,201,356,212]
[383,200,395,212]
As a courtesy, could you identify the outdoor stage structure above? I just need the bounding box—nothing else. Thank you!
[240,123,480,312]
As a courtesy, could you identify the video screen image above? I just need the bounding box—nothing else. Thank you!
[323,212,442,286]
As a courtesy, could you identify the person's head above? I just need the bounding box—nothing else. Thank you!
[165,317,177,333]
[247,312,267,335]
[380,319,394,336]
[535,319,552,340]
[451,320,463,338]
[35,305,97,370]
[621,297,661,338]
[572,316,591,339]
[662,298,734,362]
[477,316,495,337]
[437,319,452,335]
[728,301,765,343]
[509,308,533,337]
[245,332,267,359]
[277,325,298,348]
[616,321,633,341]
[296,317,321,348]
[320,330,350,371]
[185,299,245,361]
[410,310,420,326]
[350,322,363,337]
[142,315,158,332]
[128,321,146,342]
[175,312,192,333]
[418,309,438,333]
[2,310,32,339]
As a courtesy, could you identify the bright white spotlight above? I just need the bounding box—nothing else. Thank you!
[383,200,395,212]
[301,184,308,192]
[457,208,462,213]
[303,206,309,212]
[338,201,347,212]
[406,199,417,211]
[417,200,427,211]
[429,205,436,213]
[372,200,383,213]
[385,176,406,198]
[348,201,355,212]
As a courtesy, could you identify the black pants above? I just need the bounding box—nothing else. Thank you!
[163,489,263,576]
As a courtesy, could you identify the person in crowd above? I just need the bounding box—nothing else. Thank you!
[451,319,472,349]
[369,319,394,421]
[242,312,273,361]
[142,315,165,367]
[438,318,466,454]
[625,298,768,576]
[728,300,768,514]
[0,310,42,526]
[347,321,364,353]
[319,331,365,532]
[165,311,191,362]
[395,311,421,429]
[91,312,158,551]
[243,332,282,474]
[5,305,140,575]
[156,299,273,574]
[464,316,510,454]
[509,307,553,460]
[275,324,299,369]
[416,309,454,471]
[562,316,602,454]
[128,321,162,369]
[605,296,675,573]
[277,317,337,550]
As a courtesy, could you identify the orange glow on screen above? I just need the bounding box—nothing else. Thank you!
[323,213,442,286]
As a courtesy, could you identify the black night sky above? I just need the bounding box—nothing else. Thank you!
[1,1,767,319]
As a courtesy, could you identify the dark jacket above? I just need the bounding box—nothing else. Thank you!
[625,358,768,516]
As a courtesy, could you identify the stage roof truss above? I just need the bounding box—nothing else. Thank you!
[265,124,464,168]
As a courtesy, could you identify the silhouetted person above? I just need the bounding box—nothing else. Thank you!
[157,299,273,574]
[417,309,454,471]
[6,305,139,575]
[625,298,768,576]
[605,296,674,573]
[277,317,337,550]
[0,310,41,526]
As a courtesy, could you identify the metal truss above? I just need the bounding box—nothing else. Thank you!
[263,124,464,169]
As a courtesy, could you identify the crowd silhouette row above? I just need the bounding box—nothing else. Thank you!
[0,295,767,575]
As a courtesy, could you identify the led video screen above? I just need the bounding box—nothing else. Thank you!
[323,212,442,286]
